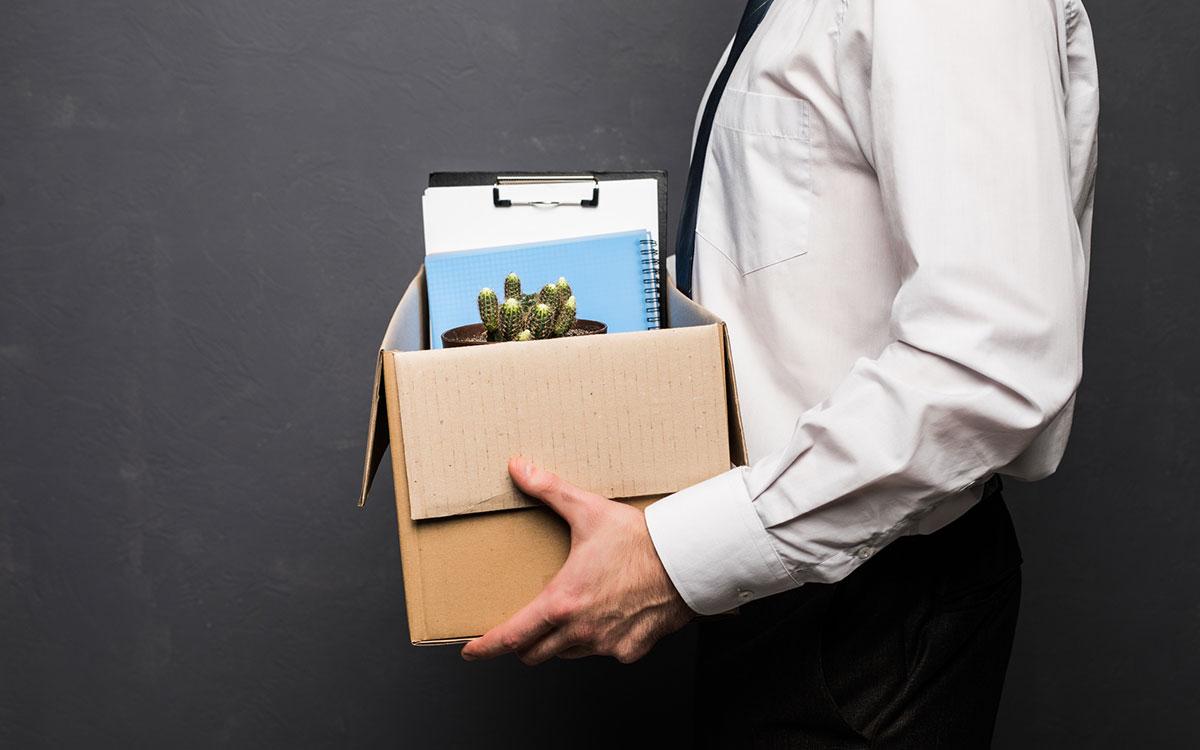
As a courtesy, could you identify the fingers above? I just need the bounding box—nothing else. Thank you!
[461,596,554,661]
[516,627,580,666]
[463,599,657,664]
[520,632,648,665]
[556,645,594,660]
[508,456,595,528]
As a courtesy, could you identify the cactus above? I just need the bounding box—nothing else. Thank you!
[504,272,522,301]
[519,292,538,316]
[555,276,572,300]
[499,298,523,341]
[553,295,576,336]
[529,303,554,339]
[476,273,582,342]
[477,288,499,338]
[537,282,561,310]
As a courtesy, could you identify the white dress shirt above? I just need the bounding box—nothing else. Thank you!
[645,0,1100,615]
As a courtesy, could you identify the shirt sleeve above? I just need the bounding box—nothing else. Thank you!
[645,0,1088,616]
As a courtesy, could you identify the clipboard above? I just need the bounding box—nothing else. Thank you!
[426,171,670,327]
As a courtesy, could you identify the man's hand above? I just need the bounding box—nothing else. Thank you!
[460,456,695,665]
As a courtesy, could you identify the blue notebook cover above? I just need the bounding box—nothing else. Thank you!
[425,230,659,348]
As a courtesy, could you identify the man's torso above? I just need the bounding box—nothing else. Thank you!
[690,0,1099,525]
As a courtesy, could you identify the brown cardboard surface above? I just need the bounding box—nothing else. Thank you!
[391,325,730,520]
[361,270,746,644]
[721,323,749,468]
[358,269,428,507]
[357,271,731,510]
[384,349,668,642]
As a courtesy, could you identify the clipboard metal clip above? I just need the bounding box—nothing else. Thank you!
[492,175,600,209]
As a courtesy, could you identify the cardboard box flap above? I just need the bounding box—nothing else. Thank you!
[665,280,717,328]
[359,273,746,510]
[358,268,428,507]
[391,324,732,520]
[666,282,748,466]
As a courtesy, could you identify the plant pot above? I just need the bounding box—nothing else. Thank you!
[440,319,607,348]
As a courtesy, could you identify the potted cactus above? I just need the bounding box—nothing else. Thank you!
[441,273,607,347]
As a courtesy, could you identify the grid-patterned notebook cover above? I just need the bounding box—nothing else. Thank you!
[425,230,658,348]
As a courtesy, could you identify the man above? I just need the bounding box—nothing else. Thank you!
[463,0,1099,745]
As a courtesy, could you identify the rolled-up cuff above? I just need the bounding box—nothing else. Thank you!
[644,469,799,616]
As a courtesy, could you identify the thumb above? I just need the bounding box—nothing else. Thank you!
[509,456,595,529]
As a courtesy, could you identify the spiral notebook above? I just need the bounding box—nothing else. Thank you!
[424,230,661,348]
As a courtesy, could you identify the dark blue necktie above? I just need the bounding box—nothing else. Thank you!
[675,0,774,298]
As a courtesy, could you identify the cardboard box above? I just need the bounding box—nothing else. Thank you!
[359,269,745,645]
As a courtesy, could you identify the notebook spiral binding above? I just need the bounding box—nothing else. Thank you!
[639,237,662,329]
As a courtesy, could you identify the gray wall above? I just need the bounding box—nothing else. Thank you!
[1,1,1195,747]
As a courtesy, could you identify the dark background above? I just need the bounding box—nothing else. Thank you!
[2,1,1196,747]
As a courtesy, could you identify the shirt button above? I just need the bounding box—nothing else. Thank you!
[737,589,753,601]
[856,546,875,560]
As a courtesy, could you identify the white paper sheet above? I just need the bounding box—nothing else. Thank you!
[421,178,660,255]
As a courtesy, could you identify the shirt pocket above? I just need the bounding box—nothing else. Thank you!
[696,88,813,275]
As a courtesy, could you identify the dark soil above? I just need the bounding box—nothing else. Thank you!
[440,319,607,348]
[458,326,595,344]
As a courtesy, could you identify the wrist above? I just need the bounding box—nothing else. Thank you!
[645,469,799,615]
[638,510,698,619]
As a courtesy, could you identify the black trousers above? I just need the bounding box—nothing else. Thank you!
[695,478,1021,749]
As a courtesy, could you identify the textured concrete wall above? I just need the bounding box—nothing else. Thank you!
[1,1,1196,747]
